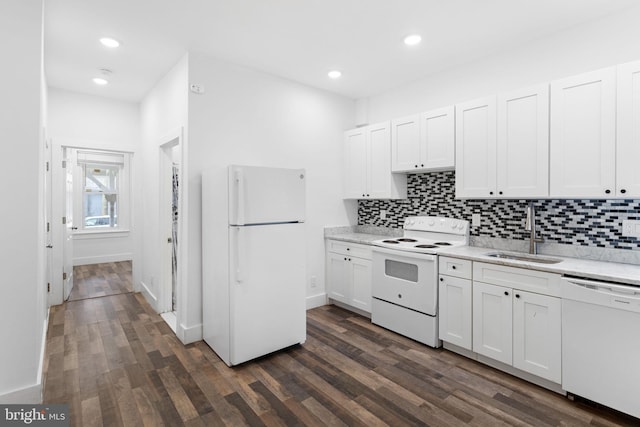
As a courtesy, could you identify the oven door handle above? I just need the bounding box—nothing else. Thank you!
[372,246,438,261]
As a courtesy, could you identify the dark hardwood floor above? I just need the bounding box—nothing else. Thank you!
[43,292,638,426]
[69,261,133,301]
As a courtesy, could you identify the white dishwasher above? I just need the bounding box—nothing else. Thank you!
[561,277,640,419]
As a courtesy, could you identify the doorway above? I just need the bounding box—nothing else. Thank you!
[159,135,181,332]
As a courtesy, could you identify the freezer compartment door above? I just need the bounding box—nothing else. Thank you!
[229,165,306,225]
[229,223,306,365]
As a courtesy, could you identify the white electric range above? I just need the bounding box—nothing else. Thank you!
[370,216,470,347]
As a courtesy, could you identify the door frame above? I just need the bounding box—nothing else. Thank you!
[158,129,183,316]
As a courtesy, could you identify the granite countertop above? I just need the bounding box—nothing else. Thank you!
[437,246,640,287]
[325,227,640,287]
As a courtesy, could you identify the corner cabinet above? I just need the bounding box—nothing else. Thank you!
[325,240,372,313]
[550,67,616,198]
[456,86,549,199]
[391,106,455,173]
[344,122,406,199]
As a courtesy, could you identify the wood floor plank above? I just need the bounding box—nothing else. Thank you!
[43,262,640,426]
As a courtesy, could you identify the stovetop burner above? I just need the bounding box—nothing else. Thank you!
[371,216,470,254]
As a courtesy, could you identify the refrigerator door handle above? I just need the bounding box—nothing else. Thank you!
[234,169,245,225]
[235,227,244,282]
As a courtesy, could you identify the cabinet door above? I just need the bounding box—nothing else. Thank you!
[617,60,640,197]
[391,115,420,172]
[455,97,497,198]
[349,257,372,313]
[326,252,349,304]
[473,282,512,365]
[344,128,367,198]
[513,291,561,383]
[438,275,472,350]
[497,85,549,198]
[367,121,392,199]
[550,67,616,198]
[421,106,455,171]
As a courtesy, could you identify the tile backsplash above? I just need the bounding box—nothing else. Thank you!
[358,171,640,251]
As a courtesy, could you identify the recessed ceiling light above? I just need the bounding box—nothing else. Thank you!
[92,77,109,85]
[328,70,342,79]
[403,34,422,46]
[99,37,120,48]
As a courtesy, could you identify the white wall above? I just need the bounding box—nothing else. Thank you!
[363,5,640,122]
[0,0,46,403]
[139,55,188,312]
[183,51,354,343]
[47,88,140,268]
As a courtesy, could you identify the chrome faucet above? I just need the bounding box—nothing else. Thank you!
[524,202,544,254]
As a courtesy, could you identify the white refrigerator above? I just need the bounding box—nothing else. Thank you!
[202,165,307,366]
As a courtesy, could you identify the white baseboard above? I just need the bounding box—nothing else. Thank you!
[139,280,158,311]
[306,293,327,310]
[0,383,42,404]
[73,252,133,266]
[177,322,202,345]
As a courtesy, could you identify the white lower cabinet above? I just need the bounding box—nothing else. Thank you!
[438,256,473,350]
[472,281,513,365]
[326,240,372,313]
[472,262,562,384]
[439,257,563,386]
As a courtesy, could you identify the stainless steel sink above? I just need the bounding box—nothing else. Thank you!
[485,252,563,264]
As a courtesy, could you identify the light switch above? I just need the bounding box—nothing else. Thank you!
[472,213,481,227]
[380,210,387,220]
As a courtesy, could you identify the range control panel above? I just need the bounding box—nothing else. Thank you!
[403,216,469,236]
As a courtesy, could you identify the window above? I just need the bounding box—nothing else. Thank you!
[74,149,131,232]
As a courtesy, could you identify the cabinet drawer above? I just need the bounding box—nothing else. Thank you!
[473,262,561,297]
[439,256,472,279]
[326,240,372,259]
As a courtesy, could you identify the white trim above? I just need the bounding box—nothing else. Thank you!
[73,252,133,266]
[37,308,50,402]
[177,322,202,345]
[139,280,158,311]
[160,311,177,333]
[0,383,42,405]
[72,229,130,238]
[306,293,328,310]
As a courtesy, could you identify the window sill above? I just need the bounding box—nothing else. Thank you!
[73,229,130,239]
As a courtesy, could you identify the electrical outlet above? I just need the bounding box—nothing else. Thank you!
[380,210,387,220]
[622,220,640,238]
[310,276,317,288]
[472,213,481,227]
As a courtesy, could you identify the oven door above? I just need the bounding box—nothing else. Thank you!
[372,246,438,315]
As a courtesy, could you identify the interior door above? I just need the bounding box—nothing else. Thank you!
[62,148,75,300]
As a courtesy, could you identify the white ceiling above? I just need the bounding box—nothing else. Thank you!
[44,0,639,103]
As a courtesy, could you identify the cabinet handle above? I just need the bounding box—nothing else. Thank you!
[415,164,418,168]
[348,258,351,261]
[344,257,347,261]
[362,193,365,197]
[504,291,509,296]
[498,191,503,195]
[346,248,350,251]
[451,265,456,270]
[489,191,494,195]
[366,194,370,197]
[621,189,627,194]
[398,294,402,299]
[515,294,520,299]
[421,164,424,167]
[605,189,611,194]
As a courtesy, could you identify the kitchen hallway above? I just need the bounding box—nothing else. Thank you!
[41,291,637,426]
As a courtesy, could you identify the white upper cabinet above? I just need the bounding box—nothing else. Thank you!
[497,85,549,198]
[344,121,407,199]
[391,106,455,173]
[455,96,497,198]
[550,67,616,198]
[617,60,640,197]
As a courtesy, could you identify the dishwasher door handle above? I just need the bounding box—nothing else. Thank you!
[566,277,640,297]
